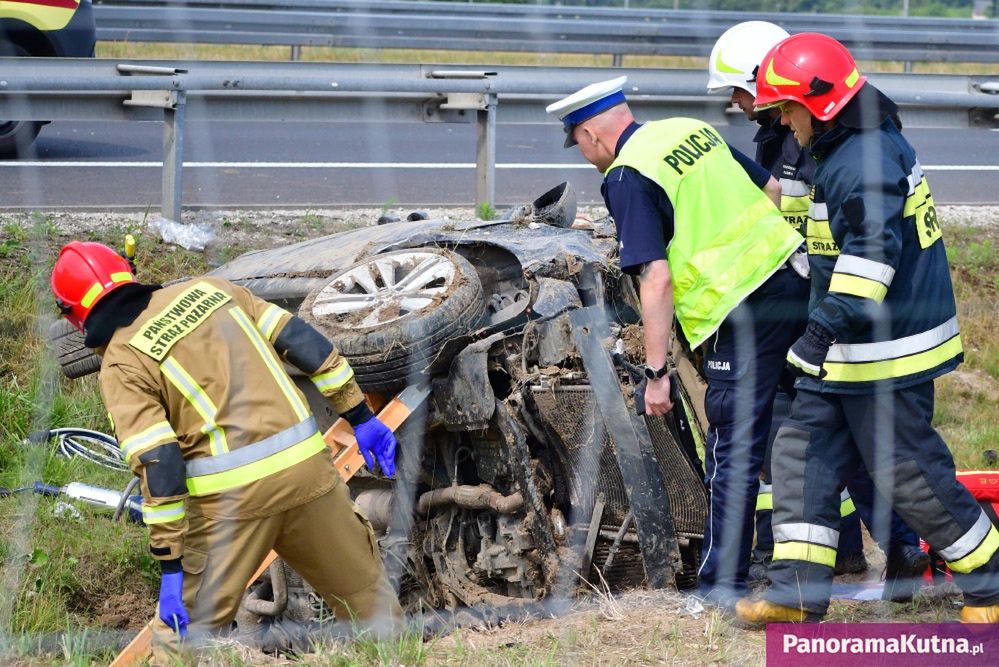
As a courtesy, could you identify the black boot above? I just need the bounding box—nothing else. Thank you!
[882,544,930,602]
[834,551,869,575]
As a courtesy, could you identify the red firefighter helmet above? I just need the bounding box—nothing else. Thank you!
[753,32,867,122]
[51,241,136,331]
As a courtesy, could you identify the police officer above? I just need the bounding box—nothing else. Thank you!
[50,242,404,661]
[736,33,999,624]
[547,78,808,608]
[708,22,928,597]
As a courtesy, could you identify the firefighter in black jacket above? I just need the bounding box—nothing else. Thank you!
[736,33,999,624]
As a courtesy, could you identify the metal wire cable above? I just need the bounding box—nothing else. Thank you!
[47,427,127,472]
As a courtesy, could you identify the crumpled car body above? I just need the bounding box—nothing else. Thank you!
[205,184,710,641]
[50,184,710,649]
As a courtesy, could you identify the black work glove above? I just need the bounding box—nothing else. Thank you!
[786,321,835,379]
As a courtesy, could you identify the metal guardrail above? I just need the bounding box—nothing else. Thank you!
[93,0,999,63]
[1,59,997,218]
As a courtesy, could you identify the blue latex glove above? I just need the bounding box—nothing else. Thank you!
[354,416,397,478]
[158,570,189,638]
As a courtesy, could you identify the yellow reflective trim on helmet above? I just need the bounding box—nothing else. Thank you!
[110,272,133,284]
[80,282,103,309]
[773,541,837,567]
[828,273,889,304]
[845,68,861,88]
[715,51,743,75]
[823,335,963,383]
[946,525,999,574]
[766,59,801,88]
[756,492,774,512]
[186,431,326,496]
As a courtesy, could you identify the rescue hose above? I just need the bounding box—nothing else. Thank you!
[27,427,127,472]
[113,477,142,523]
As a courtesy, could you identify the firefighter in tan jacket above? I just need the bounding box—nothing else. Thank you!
[50,241,403,660]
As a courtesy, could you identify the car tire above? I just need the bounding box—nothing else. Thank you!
[300,248,486,391]
[0,43,42,159]
[49,318,102,379]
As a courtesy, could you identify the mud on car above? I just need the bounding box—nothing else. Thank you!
[51,184,710,645]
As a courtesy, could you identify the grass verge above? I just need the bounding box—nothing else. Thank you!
[0,206,996,664]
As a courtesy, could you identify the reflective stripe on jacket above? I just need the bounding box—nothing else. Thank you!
[800,117,962,393]
[100,277,364,559]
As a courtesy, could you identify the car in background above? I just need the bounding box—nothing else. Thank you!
[0,0,96,157]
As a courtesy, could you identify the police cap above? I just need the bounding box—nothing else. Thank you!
[546,76,628,148]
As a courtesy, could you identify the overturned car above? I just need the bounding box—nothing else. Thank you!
[52,183,710,643]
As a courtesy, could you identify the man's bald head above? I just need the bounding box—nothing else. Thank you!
[573,103,636,172]
[579,103,634,138]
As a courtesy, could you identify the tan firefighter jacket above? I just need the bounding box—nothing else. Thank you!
[99,277,365,561]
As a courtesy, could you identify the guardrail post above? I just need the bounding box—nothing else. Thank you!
[120,65,189,222]
[476,93,497,213]
[162,91,187,222]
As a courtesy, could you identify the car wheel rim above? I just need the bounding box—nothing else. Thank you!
[310,251,458,328]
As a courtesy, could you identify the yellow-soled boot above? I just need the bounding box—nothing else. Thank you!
[734,598,817,629]
[960,604,999,623]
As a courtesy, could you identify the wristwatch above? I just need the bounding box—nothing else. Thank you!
[644,363,668,381]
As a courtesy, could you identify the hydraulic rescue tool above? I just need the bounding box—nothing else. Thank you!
[31,481,143,523]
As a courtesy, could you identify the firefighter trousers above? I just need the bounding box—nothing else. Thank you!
[697,267,809,601]
[767,382,999,614]
[151,480,403,664]
[756,386,864,563]
[755,387,921,564]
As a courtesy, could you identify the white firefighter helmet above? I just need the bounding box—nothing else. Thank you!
[707,21,791,96]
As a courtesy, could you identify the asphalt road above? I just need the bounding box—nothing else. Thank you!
[1,120,997,209]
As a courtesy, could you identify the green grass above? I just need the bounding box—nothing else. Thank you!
[0,208,997,663]
[94,42,999,75]
[476,201,498,222]
[0,216,209,664]
[935,219,999,469]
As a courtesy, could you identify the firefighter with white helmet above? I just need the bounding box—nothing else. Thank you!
[707,22,929,599]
